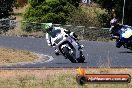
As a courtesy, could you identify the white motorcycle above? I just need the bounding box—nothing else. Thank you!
[51,31,85,63]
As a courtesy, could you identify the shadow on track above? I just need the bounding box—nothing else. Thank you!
[56,62,87,64]
[119,51,132,53]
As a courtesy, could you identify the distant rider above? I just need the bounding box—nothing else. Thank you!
[44,23,82,55]
[109,18,132,48]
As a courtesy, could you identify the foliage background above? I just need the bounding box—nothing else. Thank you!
[93,0,132,26]
[0,0,15,18]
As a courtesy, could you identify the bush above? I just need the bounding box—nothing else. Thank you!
[23,0,78,31]
[23,0,75,24]
[66,5,106,27]
[66,8,91,26]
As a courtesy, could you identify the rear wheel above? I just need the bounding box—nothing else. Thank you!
[123,43,132,50]
[129,48,132,51]
[62,47,76,63]
[127,46,132,51]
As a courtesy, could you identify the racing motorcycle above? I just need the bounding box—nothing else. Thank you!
[111,26,132,50]
[51,30,85,63]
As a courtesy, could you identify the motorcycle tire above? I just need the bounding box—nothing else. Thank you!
[116,40,123,48]
[129,48,132,51]
[123,43,132,50]
[62,47,77,63]
[127,46,132,51]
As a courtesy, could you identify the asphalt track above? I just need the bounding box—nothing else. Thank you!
[0,36,132,68]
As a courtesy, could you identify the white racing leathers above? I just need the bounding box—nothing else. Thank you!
[46,27,83,62]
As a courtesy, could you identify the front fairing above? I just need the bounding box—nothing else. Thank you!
[53,33,64,44]
[120,27,132,39]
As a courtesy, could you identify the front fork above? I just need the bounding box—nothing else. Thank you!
[71,40,81,59]
[116,39,123,48]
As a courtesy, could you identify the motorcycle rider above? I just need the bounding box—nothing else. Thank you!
[109,18,123,37]
[109,18,132,48]
[44,23,83,55]
[109,18,126,48]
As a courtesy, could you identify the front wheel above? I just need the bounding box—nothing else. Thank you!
[123,43,132,50]
[62,47,77,63]
[126,46,132,51]
[77,52,85,63]
[116,39,123,48]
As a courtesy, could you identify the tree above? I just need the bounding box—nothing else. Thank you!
[24,0,77,24]
[16,0,28,7]
[28,0,44,7]
[28,0,80,7]
[67,0,80,7]
[93,0,132,26]
[93,0,121,27]
[123,0,132,25]
[0,0,15,18]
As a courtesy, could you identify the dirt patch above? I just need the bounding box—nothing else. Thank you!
[0,48,39,64]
